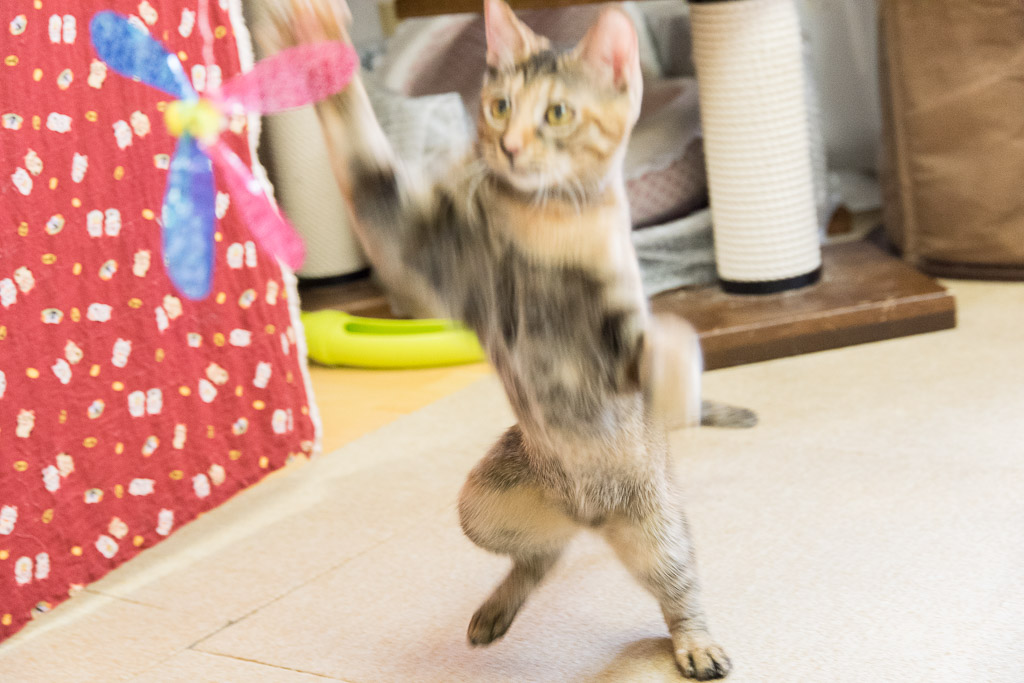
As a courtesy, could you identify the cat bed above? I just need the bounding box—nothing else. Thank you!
[625,78,707,228]
[0,0,318,643]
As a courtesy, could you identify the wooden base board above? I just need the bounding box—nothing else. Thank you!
[651,240,957,370]
[298,240,957,372]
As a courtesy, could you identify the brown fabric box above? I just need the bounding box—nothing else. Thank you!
[880,1,1024,279]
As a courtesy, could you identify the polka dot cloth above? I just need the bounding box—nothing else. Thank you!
[0,0,317,642]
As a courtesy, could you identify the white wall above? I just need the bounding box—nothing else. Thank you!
[347,0,387,49]
[798,0,882,175]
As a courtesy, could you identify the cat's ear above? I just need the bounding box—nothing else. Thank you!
[577,7,640,90]
[484,0,539,68]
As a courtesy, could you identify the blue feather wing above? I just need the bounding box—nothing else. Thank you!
[90,11,196,100]
[162,134,215,300]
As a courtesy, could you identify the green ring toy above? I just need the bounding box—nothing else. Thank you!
[301,310,486,369]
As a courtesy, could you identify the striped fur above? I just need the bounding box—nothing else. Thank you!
[263,1,749,678]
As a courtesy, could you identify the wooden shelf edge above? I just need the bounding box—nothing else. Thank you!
[652,240,957,371]
[300,239,957,373]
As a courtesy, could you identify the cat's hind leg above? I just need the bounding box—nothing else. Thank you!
[458,426,577,646]
[602,501,731,680]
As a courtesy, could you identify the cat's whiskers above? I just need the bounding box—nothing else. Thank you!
[531,170,550,209]
[566,177,585,216]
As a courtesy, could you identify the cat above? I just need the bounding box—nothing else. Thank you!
[263,1,753,678]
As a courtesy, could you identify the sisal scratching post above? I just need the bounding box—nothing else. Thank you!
[689,0,822,294]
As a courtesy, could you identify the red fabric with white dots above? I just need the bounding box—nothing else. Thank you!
[0,0,317,641]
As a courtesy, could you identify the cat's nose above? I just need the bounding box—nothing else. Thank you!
[500,137,521,165]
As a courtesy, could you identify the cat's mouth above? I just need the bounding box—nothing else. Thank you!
[498,160,559,193]
[504,169,547,192]
[482,145,575,196]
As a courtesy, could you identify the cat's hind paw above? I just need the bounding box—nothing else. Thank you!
[675,641,732,680]
[467,600,517,647]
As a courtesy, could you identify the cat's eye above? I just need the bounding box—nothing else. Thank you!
[489,98,510,121]
[545,102,573,126]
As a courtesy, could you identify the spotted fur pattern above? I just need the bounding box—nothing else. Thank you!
[263,1,750,678]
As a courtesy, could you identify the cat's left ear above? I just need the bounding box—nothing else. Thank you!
[576,7,640,91]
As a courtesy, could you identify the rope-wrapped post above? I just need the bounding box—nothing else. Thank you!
[689,0,822,294]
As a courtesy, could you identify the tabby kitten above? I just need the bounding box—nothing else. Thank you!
[265,1,749,678]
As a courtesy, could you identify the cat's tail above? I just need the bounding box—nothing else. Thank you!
[701,401,758,429]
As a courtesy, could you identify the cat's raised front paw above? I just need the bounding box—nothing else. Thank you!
[675,641,731,680]
[467,600,517,647]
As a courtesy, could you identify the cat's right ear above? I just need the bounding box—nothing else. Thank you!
[484,0,537,68]
[577,7,639,90]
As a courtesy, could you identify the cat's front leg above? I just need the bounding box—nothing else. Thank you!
[642,314,703,431]
[603,505,731,680]
[642,314,758,430]
[258,0,352,52]
[259,0,443,318]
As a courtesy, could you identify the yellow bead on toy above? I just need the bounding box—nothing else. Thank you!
[164,98,223,143]
[163,100,187,137]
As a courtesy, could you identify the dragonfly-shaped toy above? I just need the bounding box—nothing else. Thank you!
[90,10,357,299]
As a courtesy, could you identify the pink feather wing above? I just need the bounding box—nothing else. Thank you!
[213,42,358,114]
[205,138,305,270]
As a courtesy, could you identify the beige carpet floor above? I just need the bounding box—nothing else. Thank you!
[1,280,1022,682]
